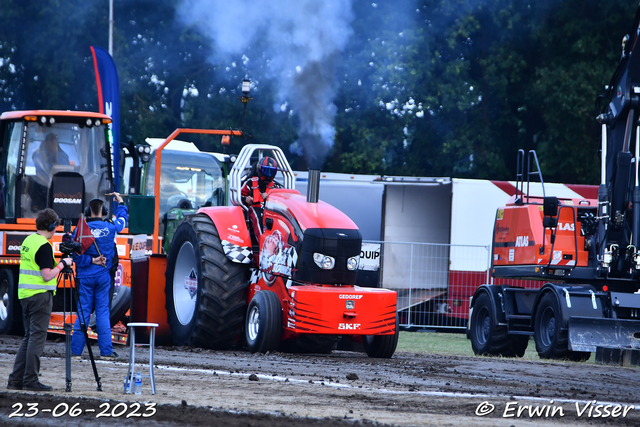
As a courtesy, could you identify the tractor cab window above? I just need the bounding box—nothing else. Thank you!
[0,121,23,219]
[145,149,225,235]
[20,121,111,218]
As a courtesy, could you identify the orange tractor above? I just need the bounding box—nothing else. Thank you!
[0,110,132,340]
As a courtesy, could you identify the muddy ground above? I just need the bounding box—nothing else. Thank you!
[0,334,639,426]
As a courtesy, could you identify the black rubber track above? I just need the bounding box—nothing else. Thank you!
[469,292,528,358]
[165,214,248,349]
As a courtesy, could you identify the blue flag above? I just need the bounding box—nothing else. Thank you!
[90,46,121,193]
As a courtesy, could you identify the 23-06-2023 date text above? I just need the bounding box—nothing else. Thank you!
[9,401,157,418]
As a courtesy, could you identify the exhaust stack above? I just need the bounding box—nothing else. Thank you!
[307,169,320,203]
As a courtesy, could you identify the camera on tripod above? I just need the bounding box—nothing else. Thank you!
[60,233,82,258]
[47,172,104,391]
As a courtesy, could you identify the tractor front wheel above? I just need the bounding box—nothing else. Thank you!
[363,315,399,358]
[165,214,248,349]
[245,290,282,353]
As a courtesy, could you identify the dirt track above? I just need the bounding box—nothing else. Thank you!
[1,334,639,426]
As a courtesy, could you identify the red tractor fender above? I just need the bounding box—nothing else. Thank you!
[196,206,252,264]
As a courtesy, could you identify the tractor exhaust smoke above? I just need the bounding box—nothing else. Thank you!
[176,0,355,169]
[307,169,320,204]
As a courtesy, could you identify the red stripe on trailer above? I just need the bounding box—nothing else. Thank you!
[446,270,549,320]
[490,180,517,197]
[565,184,598,200]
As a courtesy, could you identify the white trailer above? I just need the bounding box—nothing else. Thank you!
[295,172,597,328]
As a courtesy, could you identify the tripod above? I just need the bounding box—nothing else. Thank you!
[60,263,102,392]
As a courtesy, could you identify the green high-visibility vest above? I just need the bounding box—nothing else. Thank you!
[18,233,57,299]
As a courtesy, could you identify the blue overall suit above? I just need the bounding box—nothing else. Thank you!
[71,204,128,357]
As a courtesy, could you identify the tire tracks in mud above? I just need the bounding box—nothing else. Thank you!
[1,335,640,426]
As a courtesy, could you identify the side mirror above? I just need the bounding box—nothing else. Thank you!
[542,196,559,228]
[543,196,559,217]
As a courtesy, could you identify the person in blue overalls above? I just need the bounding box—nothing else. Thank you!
[71,193,128,360]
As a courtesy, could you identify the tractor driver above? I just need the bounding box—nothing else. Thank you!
[33,133,71,176]
[241,156,278,237]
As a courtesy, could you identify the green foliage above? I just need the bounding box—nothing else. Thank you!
[0,0,637,183]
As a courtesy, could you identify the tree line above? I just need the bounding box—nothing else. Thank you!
[0,0,636,184]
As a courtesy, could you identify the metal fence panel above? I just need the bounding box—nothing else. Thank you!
[363,240,491,330]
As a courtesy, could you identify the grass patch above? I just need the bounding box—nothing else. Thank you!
[397,331,475,357]
[396,330,595,363]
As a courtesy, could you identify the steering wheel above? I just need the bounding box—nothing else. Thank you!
[166,193,190,209]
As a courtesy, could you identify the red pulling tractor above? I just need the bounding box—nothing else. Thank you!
[159,144,399,357]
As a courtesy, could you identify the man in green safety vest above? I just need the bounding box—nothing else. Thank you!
[6,208,73,391]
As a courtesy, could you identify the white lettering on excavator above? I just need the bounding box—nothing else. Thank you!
[558,223,575,231]
[339,295,363,299]
[515,236,529,247]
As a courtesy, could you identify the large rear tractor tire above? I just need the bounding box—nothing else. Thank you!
[165,214,248,349]
[534,292,590,361]
[245,290,282,353]
[469,292,528,357]
[0,269,22,336]
[363,315,399,358]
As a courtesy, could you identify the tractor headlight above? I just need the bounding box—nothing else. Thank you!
[347,256,360,271]
[313,253,335,270]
